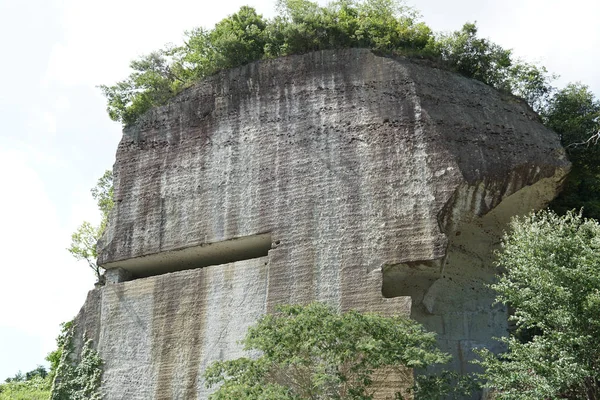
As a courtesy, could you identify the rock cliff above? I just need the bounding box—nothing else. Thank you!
[74,49,568,399]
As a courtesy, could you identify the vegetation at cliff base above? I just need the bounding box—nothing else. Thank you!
[0,366,51,400]
[50,339,103,400]
[1,320,104,400]
[476,210,600,399]
[101,0,553,126]
[40,321,105,400]
[0,322,73,400]
[204,302,475,399]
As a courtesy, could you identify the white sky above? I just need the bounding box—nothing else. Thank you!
[0,0,598,381]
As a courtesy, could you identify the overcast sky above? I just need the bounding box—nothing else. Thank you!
[0,0,598,381]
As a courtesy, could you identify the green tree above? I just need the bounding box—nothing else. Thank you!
[99,51,184,126]
[0,322,76,400]
[68,170,113,282]
[432,22,512,88]
[431,22,554,112]
[101,6,269,126]
[204,302,473,399]
[506,62,554,113]
[90,169,114,232]
[0,376,51,400]
[4,371,25,383]
[269,0,432,55]
[25,366,47,381]
[102,2,555,127]
[477,210,600,399]
[0,366,51,400]
[544,83,600,219]
[99,1,441,126]
[210,6,268,68]
[41,320,104,400]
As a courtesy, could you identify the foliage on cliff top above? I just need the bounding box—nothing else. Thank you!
[101,0,553,126]
[204,302,476,399]
[476,210,600,399]
[544,83,600,220]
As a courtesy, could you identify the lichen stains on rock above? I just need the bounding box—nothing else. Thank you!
[73,49,571,399]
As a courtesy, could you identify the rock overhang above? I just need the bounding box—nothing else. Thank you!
[84,48,570,398]
[98,49,569,275]
[102,232,272,278]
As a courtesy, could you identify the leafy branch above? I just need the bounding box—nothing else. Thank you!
[67,170,113,282]
[101,0,555,127]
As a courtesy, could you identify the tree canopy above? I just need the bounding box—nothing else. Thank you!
[477,210,600,399]
[204,302,475,399]
[68,170,114,281]
[432,22,553,112]
[544,84,600,219]
[101,0,553,126]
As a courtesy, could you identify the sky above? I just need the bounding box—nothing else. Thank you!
[0,0,598,381]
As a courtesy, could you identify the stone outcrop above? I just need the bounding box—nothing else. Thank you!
[73,49,569,399]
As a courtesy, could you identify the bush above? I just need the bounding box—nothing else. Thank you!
[0,376,51,400]
[204,302,474,399]
[102,0,551,127]
[476,210,600,399]
[0,366,51,400]
[544,84,600,220]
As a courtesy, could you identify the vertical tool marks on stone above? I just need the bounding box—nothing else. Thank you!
[98,279,156,399]
[151,269,207,400]
[85,49,569,399]
[82,258,269,399]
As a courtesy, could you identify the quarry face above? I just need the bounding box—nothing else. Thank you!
[76,49,568,399]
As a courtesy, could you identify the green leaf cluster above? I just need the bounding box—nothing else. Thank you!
[68,170,114,282]
[3,366,48,384]
[0,366,51,400]
[0,376,51,400]
[101,0,435,126]
[45,321,74,384]
[101,0,554,127]
[267,0,432,57]
[90,170,114,233]
[0,321,77,400]
[476,210,600,399]
[543,84,600,219]
[204,302,472,400]
[49,324,103,400]
[432,22,554,112]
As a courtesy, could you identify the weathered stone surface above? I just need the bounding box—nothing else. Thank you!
[75,258,272,399]
[74,49,568,399]
[104,267,132,284]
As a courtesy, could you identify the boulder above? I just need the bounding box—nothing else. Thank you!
[74,49,568,399]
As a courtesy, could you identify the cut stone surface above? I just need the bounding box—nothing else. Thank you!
[73,49,568,399]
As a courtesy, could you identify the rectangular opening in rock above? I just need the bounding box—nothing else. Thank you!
[381,260,442,301]
[103,233,272,279]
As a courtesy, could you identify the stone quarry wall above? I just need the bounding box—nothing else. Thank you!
[72,49,569,399]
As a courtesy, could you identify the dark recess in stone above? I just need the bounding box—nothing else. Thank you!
[107,233,273,279]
